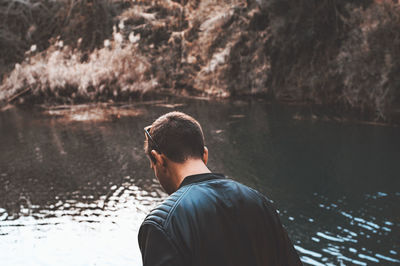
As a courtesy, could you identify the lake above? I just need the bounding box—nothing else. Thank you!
[0,97,399,265]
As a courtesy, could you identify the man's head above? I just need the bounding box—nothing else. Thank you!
[144,111,209,194]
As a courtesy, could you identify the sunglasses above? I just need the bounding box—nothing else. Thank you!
[144,126,161,152]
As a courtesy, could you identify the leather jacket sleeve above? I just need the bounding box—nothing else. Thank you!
[138,222,185,266]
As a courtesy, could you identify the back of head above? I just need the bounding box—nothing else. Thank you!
[144,111,205,163]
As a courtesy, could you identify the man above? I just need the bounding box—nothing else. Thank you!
[139,111,301,266]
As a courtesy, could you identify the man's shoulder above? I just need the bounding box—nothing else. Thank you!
[140,177,230,227]
[141,185,191,229]
[141,177,272,229]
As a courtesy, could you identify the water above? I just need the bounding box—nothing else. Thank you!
[0,98,399,265]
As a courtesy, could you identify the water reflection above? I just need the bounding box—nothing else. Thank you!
[293,191,400,265]
[0,99,399,265]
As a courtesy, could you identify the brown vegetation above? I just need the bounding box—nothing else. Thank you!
[1,0,400,122]
[338,1,400,120]
[266,0,400,122]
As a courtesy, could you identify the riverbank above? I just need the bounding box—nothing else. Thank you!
[1,0,399,124]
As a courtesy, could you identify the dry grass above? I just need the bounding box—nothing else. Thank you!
[0,34,157,104]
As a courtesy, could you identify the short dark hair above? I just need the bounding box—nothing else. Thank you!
[144,111,205,163]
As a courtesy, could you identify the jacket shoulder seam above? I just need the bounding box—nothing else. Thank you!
[143,185,190,228]
[164,185,193,228]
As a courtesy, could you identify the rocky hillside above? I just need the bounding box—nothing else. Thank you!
[1,0,399,122]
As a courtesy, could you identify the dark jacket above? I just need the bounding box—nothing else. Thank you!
[138,173,302,266]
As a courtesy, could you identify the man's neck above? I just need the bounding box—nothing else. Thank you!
[169,159,211,191]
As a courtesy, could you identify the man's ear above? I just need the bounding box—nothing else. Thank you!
[203,146,209,165]
[151,150,164,167]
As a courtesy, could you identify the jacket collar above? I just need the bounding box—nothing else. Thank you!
[179,173,225,189]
